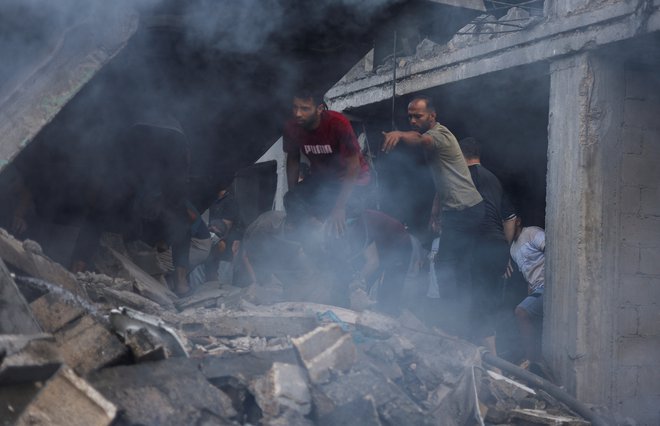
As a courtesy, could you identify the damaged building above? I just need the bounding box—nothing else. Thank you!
[326,0,660,424]
[0,0,658,425]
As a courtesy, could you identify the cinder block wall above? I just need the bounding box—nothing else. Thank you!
[615,67,660,421]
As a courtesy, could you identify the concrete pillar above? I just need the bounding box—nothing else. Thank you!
[545,52,624,406]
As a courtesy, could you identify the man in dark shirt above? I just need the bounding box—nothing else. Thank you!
[459,137,516,355]
[283,88,371,235]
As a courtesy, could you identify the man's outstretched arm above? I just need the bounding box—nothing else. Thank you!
[381,130,435,153]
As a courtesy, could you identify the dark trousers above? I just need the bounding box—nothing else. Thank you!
[433,201,485,336]
[377,238,413,315]
[470,237,510,340]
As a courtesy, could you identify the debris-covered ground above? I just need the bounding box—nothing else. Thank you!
[0,230,595,425]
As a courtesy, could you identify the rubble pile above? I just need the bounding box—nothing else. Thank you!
[0,230,592,425]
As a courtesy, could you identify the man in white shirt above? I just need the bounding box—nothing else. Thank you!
[510,217,545,364]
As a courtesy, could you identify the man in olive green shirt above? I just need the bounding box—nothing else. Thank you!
[383,96,484,336]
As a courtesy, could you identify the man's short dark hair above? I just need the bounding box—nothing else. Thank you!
[410,95,436,113]
[293,85,326,107]
[459,137,481,159]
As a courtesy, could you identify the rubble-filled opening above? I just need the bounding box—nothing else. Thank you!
[344,63,550,360]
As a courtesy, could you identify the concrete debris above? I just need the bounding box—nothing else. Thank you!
[178,305,319,338]
[174,282,232,310]
[124,328,167,362]
[87,359,237,426]
[0,229,84,297]
[0,335,61,384]
[15,366,117,426]
[253,362,312,418]
[292,324,357,385]
[109,307,188,358]
[30,292,85,333]
[0,258,41,334]
[510,408,591,425]
[104,247,177,309]
[317,394,382,426]
[54,315,128,375]
[0,236,594,425]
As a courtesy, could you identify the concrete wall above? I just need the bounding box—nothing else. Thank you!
[546,51,660,425]
[545,51,621,412]
[615,66,660,422]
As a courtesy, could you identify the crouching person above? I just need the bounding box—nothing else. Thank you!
[510,217,547,371]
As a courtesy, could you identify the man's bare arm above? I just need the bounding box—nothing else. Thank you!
[286,150,300,191]
[503,217,516,244]
[381,130,435,153]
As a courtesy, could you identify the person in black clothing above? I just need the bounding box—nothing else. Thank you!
[71,116,193,296]
[459,137,517,355]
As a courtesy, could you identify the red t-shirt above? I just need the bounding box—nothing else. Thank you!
[283,110,370,184]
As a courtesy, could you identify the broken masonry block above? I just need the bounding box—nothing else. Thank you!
[15,366,117,426]
[253,362,312,418]
[292,324,357,385]
[124,327,167,363]
[29,291,85,333]
[0,334,61,384]
[54,316,128,376]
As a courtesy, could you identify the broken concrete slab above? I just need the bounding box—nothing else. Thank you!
[174,284,228,311]
[0,257,41,334]
[103,247,177,309]
[86,286,172,316]
[14,366,117,426]
[29,291,85,333]
[292,324,357,385]
[54,316,128,376]
[510,408,591,425]
[178,307,318,338]
[0,335,61,385]
[88,358,237,426]
[0,229,84,297]
[315,365,431,426]
[269,302,400,338]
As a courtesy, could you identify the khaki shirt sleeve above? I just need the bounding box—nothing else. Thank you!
[424,126,453,150]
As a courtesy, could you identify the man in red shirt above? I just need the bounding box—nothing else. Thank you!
[283,89,371,235]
